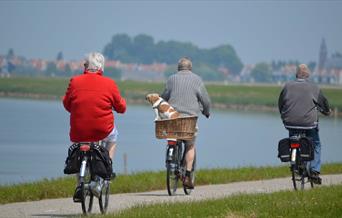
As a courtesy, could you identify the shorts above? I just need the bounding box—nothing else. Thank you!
[102,126,119,145]
[178,126,198,148]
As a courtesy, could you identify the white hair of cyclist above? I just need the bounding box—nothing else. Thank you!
[84,52,105,72]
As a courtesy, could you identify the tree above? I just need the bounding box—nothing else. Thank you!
[205,45,243,76]
[45,62,58,76]
[132,34,155,64]
[251,62,272,82]
[106,67,122,80]
[64,63,73,76]
[102,33,244,78]
[194,63,225,81]
[103,33,134,62]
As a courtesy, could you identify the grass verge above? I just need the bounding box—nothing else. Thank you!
[1,163,342,205]
[1,77,342,112]
[105,184,342,218]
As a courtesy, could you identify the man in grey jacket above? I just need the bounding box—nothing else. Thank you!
[278,64,330,184]
[161,57,211,188]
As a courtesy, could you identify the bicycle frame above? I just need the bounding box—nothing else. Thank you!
[75,142,110,215]
[165,139,195,196]
[289,133,314,190]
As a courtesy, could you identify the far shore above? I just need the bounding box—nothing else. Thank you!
[1,91,341,117]
[1,91,341,118]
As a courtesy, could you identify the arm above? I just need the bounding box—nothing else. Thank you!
[197,83,211,118]
[161,78,171,101]
[278,88,285,113]
[63,78,73,112]
[111,81,126,114]
[316,90,331,116]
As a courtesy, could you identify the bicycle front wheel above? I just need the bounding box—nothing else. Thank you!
[166,164,179,196]
[291,164,304,190]
[99,180,110,214]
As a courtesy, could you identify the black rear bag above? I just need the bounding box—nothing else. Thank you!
[90,144,113,180]
[299,137,314,161]
[64,144,81,174]
[277,137,314,162]
[278,138,291,162]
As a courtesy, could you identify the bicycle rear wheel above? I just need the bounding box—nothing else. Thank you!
[291,164,304,190]
[81,167,94,215]
[99,180,110,214]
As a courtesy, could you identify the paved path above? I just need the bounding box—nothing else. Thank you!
[1,174,342,218]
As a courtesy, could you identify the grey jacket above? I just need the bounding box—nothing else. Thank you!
[278,79,330,129]
[161,70,211,117]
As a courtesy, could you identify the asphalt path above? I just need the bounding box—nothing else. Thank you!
[1,174,342,218]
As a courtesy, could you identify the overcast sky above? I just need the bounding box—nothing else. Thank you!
[0,0,341,64]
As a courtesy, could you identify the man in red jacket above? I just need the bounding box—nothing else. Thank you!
[63,52,126,201]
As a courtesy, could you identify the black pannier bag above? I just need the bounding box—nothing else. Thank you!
[278,138,291,162]
[91,144,112,180]
[299,137,314,161]
[64,143,81,174]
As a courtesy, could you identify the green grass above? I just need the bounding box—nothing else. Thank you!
[1,77,342,111]
[104,184,342,218]
[1,163,342,205]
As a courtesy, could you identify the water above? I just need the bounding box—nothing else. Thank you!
[0,98,341,185]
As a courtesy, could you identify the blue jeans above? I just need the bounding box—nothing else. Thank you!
[288,128,321,173]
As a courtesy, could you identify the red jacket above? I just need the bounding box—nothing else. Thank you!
[63,70,126,142]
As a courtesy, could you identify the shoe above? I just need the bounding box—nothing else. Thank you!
[73,185,82,203]
[183,176,194,189]
[310,170,322,185]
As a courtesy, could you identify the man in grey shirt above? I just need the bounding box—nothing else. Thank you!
[278,64,330,184]
[161,57,210,188]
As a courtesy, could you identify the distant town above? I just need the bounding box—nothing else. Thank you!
[1,38,341,85]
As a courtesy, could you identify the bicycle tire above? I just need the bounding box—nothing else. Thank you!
[99,180,110,214]
[166,144,180,196]
[81,169,94,215]
[166,163,179,196]
[183,153,196,195]
[291,164,304,190]
[306,168,314,189]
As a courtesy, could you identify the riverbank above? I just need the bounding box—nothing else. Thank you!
[1,163,342,204]
[1,175,342,217]
[1,77,341,116]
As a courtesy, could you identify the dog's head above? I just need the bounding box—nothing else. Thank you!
[146,93,160,105]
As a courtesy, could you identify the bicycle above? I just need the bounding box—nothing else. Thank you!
[154,116,198,196]
[278,130,315,190]
[166,139,196,196]
[76,142,111,215]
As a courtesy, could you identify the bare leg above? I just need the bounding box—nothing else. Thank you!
[106,142,116,160]
[185,144,195,171]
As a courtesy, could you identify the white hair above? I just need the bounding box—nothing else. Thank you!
[84,52,105,72]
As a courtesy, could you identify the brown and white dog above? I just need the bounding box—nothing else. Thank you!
[146,93,180,120]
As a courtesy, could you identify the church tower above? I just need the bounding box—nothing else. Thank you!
[318,38,327,77]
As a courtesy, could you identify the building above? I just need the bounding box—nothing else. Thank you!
[315,38,342,85]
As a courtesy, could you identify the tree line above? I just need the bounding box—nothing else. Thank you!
[103,33,243,80]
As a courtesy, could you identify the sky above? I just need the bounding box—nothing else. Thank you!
[0,0,341,65]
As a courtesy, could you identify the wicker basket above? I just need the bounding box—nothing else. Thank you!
[155,116,198,140]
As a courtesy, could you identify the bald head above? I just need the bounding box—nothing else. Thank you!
[296,64,310,79]
[178,57,192,71]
